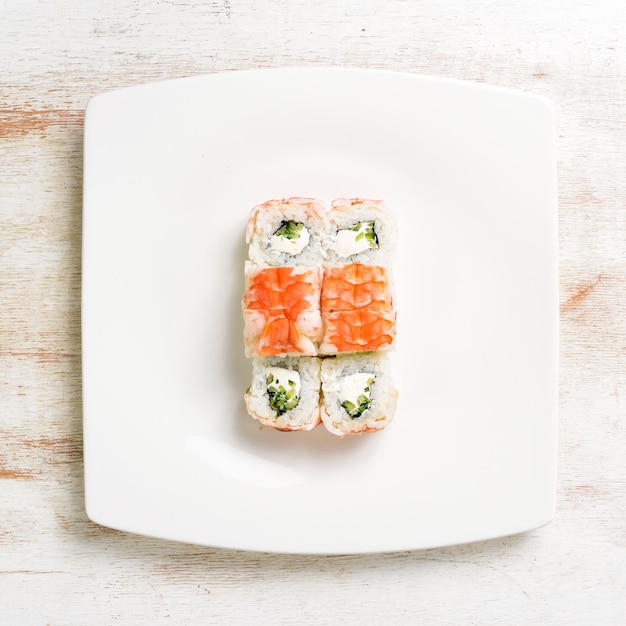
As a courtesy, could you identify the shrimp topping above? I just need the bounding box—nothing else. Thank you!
[321,264,393,312]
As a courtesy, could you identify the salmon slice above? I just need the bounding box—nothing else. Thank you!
[319,310,396,354]
[321,263,393,312]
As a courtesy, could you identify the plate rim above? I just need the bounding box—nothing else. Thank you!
[81,67,558,555]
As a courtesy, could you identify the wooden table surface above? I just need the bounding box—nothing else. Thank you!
[2,1,625,623]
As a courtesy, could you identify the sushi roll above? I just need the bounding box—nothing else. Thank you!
[245,356,322,431]
[322,198,397,267]
[243,263,323,312]
[246,197,327,267]
[319,262,396,355]
[242,263,323,357]
[241,196,399,435]
[319,310,397,355]
[320,353,398,436]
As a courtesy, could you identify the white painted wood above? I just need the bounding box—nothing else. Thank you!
[1,1,625,623]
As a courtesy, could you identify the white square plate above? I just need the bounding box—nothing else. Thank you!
[82,68,557,554]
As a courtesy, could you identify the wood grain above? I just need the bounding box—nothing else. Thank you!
[1,1,625,624]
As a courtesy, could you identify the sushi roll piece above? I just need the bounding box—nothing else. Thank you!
[319,263,396,354]
[245,356,322,431]
[322,198,397,267]
[243,263,323,312]
[242,263,323,357]
[319,310,397,355]
[320,353,398,436]
[246,197,327,267]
